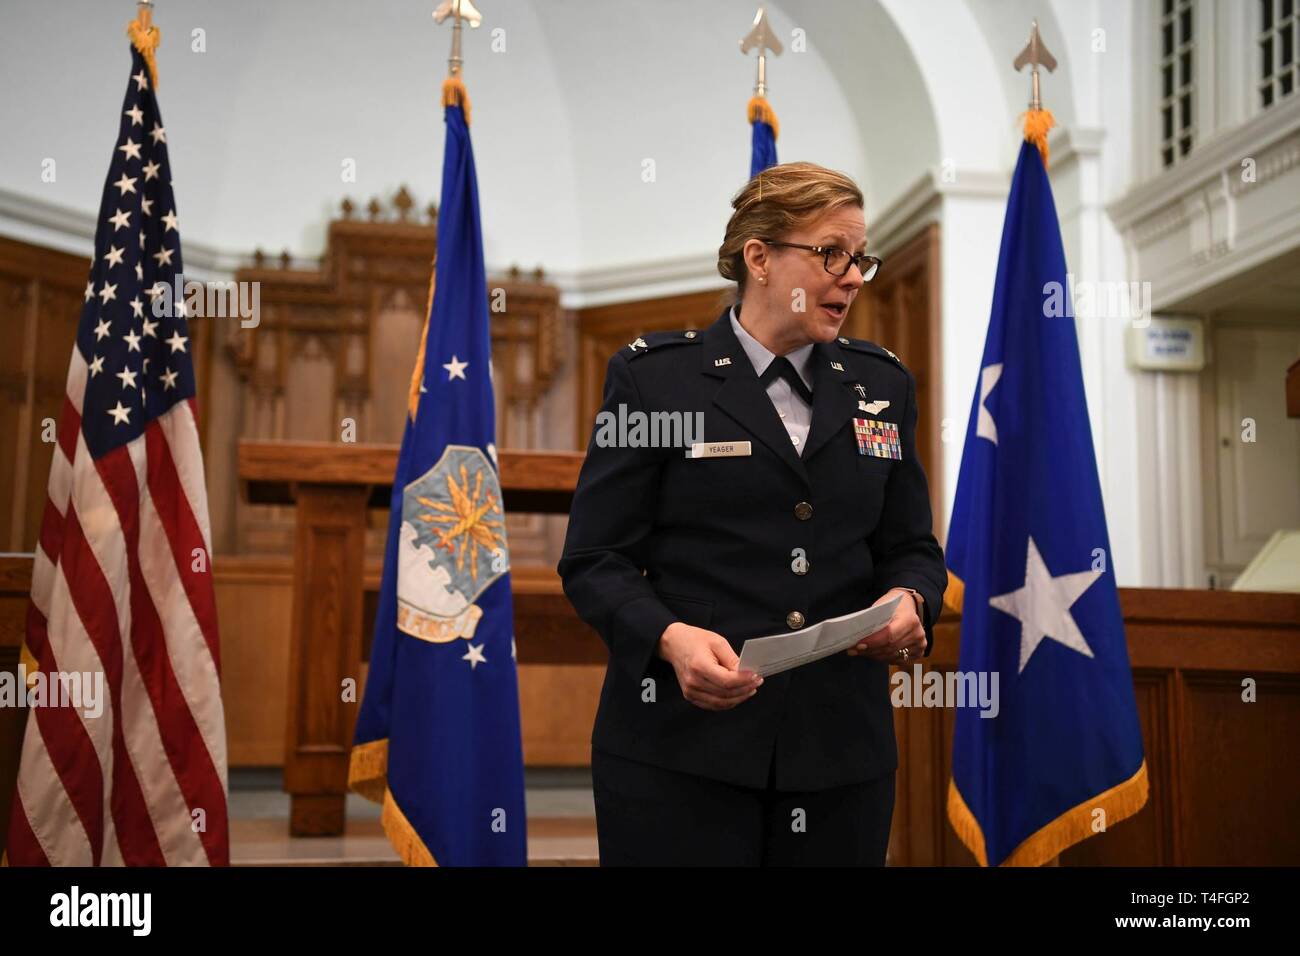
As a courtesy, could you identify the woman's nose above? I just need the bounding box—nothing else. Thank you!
[840,266,866,290]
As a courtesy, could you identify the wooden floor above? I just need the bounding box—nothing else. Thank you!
[230,817,599,867]
[227,769,599,866]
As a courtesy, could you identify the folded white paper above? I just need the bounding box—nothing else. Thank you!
[737,596,903,677]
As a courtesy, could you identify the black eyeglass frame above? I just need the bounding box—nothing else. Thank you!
[762,240,883,280]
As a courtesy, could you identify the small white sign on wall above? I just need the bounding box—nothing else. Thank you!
[1126,315,1205,371]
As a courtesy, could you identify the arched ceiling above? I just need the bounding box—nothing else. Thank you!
[2,0,1074,276]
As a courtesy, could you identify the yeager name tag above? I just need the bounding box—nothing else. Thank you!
[685,441,752,459]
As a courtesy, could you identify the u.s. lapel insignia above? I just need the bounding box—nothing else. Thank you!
[830,361,845,372]
[628,336,648,351]
[714,357,732,367]
[853,417,902,459]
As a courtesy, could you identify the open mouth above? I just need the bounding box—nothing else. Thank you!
[819,302,848,319]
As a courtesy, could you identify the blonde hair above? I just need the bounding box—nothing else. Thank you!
[717,161,864,299]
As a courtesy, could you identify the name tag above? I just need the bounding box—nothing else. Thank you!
[686,441,752,460]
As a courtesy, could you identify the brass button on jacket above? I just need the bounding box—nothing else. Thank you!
[786,611,806,629]
[794,501,813,520]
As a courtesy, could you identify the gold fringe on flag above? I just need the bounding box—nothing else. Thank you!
[348,739,441,866]
[406,259,437,421]
[746,95,781,139]
[943,568,965,615]
[126,12,161,91]
[348,738,389,804]
[948,760,1150,867]
[1022,108,1055,168]
[381,790,438,867]
[442,76,472,126]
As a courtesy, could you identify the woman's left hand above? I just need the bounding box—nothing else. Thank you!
[846,588,926,663]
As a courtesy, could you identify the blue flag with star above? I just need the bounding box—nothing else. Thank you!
[944,140,1148,867]
[349,87,527,867]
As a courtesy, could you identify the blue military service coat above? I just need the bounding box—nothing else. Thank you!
[558,308,948,791]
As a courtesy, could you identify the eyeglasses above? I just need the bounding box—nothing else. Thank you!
[763,240,882,281]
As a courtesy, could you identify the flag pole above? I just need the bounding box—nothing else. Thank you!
[1012,19,1057,167]
[433,0,482,123]
[740,6,782,140]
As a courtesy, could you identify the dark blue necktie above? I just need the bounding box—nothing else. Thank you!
[759,355,814,405]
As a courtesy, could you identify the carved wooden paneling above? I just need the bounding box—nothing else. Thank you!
[217,193,562,566]
[0,236,89,553]
[853,223,944,532]
[575,289,734,448]
[1178,672,1300,864]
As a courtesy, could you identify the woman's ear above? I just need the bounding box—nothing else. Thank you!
[741,238,769,284]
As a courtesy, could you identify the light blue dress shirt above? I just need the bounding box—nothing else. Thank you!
[729,306,815,456]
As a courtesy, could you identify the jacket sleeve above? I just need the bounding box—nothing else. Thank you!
[867,367,948,656]
[557,352,679,682]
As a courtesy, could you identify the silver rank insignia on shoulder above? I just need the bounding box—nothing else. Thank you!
[860,399,891,414]
[830,361,845,372]
[884,347,899,362]
[684,330,697,339]
[854,384,867,398]
[714,357,732,367]
[628,336,648,351]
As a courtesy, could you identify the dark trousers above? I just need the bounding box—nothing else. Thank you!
[591,747,895,866]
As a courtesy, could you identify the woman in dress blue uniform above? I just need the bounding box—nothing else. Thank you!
[558,162,947,866]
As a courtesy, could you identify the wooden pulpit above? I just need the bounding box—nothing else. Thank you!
[237,440,601,836]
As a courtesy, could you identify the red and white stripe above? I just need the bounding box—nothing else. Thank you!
[6,348,229,866]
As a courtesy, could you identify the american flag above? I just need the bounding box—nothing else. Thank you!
[4,45,228,866]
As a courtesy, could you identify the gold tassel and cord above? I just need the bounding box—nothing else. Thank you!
[747,96,780,139]
[442,76,472,125]
[127,13,161,90]
[1022,108,1055,168]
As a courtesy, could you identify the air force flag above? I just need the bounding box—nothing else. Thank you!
[945,140,1148,867]
[349,81,527,867]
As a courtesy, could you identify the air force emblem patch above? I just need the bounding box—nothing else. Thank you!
[397,444,510,644]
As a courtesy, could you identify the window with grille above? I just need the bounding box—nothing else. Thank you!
[1259,0,1298,108]
[1159,0,1195,168]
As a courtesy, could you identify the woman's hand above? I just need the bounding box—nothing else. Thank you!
[656,622,763,711]
[846,588,926,663]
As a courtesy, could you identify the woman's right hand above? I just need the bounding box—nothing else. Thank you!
[656,622,763,711]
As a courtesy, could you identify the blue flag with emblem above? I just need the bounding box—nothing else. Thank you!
[349,78,526,867]
[944,138,1148,867]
